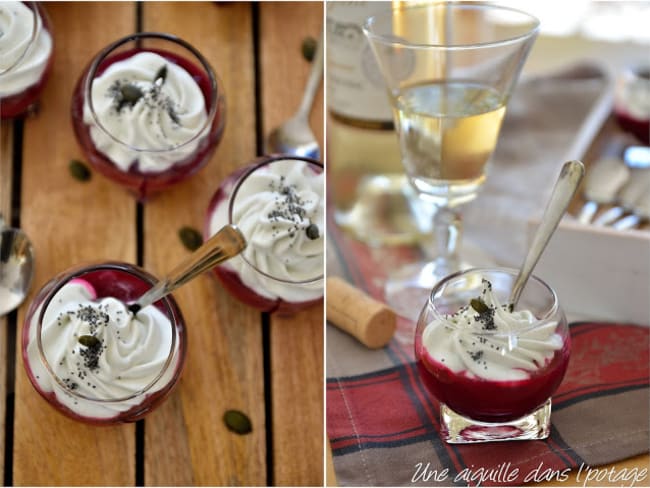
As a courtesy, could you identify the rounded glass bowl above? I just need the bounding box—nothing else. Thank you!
[70,32,226,200]
[414,268,570,443]
[22,262,187,425]
[205,155,324,314]
[0,1,54,118]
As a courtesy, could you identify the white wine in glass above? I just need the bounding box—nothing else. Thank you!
[364,3,539,323]
[395,81,506,205]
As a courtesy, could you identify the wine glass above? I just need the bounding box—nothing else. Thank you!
[363,3,539,320]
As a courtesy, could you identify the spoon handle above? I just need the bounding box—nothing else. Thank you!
[509,160,585,307]
[297,30,324,119]
[134,224,246,310]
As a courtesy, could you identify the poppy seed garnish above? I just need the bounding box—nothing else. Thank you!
[266,178,311,235]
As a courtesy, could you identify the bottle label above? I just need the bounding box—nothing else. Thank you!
[326,2,393,122]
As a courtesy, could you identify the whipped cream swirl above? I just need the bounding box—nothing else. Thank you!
[82,51,208,173]
[421,279,563,382]
[209,159,324,302]
[26,280,178,419]
[0,1,52,97]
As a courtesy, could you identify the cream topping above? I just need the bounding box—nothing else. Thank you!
[0,1,52,97]
[26,280,178,419]
[421,279,563,382]
[82,51,208,173]
[209,159,324,302]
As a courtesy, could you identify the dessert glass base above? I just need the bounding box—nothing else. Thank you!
[441,399,551,444]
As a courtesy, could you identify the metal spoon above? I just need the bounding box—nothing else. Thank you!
[0,214,35,316]
[592,146,650,226]
[128,224,246,313]
[265,31,323,160]
[577,156,629,224]
[613,189,650,229]
[509,160,585,308]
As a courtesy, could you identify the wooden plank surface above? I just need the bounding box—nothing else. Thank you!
[141,2,265,486]
[259,3,325,486]
[13,3,137,485]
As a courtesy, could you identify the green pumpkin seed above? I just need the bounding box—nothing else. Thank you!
[154,65,167,85]
[305,223,320,240]
[470,298,489,314]
[120,83,144,106]
[78,335,100,348]
[178,227,203,251]
[69,160,91,182]
[223,410,252,435]
[301,36,317,62]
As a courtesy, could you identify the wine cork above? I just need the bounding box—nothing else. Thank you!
[326,277,396,349]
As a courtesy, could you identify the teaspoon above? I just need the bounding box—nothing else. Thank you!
[509,160,585,308]
[0,214,35,316]
[265,31,323,159]
[128,224,246,314]
[592,146,650,226]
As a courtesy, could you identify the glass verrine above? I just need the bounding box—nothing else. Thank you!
[71,32,226,200]
[205,155,324,314]
[363,3,539,320]
[414,268,570,443]
[0,1,54,118]
[22,262,187,425]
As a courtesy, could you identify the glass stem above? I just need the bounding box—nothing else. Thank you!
[433,205,461,276]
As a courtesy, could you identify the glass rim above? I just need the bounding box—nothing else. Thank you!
[36,261,179,404]
[227,155,325,286]
[363,2,540,51]
[84,31,219,154]
[0,1,41,76]
[428,267,560,336]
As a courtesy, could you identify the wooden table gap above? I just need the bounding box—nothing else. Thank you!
[1,119,17,487]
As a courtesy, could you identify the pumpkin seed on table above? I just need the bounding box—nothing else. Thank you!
[223,409,252,435]
[178,226,203,251]
[301,36,317,62]
[69,159,92,182]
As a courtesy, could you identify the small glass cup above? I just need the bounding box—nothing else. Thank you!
[0,1,54,118]
[71,32,226,200]
[22,262,187,425]
[204,155,324,314]
[414,268,570,443]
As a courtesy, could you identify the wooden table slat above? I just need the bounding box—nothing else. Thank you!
[260,3,324,486]
[142,2,266,486]
[13,3,137,485]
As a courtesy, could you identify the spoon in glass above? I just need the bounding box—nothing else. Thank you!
[128,224,246,314]
[509,160,585,308]
[265,31,323,160]
[0,214,35,316]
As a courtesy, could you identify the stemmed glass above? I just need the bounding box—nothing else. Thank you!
[363,3,539,320]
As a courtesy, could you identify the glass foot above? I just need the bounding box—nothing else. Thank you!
[441,399,552,444]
